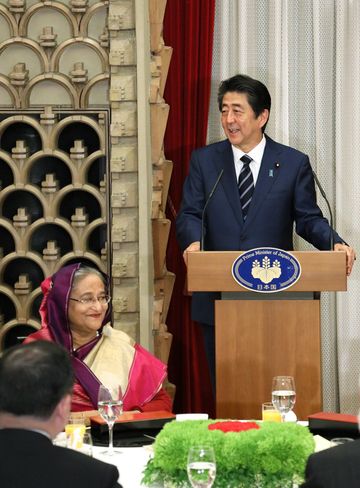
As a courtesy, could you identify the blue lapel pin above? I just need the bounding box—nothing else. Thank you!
[269,169,274,177]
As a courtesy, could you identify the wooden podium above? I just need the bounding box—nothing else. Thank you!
[187,251,347,420]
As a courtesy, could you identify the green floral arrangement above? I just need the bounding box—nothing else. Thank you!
[142,420,315,487]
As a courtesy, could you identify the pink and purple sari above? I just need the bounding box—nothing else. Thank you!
[25,263,171,412]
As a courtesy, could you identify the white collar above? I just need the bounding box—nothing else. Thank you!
[232,134,266,164]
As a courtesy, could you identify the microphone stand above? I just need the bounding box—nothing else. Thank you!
[312,170,334,251]
[200,169,224,251]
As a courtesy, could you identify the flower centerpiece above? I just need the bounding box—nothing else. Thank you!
[142,420,314,487]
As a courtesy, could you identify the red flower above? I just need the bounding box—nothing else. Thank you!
[208,421,260,433]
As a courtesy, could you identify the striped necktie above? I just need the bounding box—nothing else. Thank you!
[238,154,254,219]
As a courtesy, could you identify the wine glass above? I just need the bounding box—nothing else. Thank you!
[187,446,216,488]
[97,384,123,456]
[271,375,296,422]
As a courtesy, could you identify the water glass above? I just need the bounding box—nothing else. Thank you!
[78,432,93,456]
[271,375,296,422]
[97,384,123,456]
[187,446,216,488]
[54,423,93,456]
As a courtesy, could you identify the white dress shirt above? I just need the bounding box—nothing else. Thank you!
[232,135,266,185]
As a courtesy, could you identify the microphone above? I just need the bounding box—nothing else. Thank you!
[312,170,334,250]
[200,169,224,251]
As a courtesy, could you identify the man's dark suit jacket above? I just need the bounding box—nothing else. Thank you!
[301,439,360,487]
[176,136,344,325]
[0,428,122,488]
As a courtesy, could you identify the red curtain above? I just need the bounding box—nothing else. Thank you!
[163,0,216,415]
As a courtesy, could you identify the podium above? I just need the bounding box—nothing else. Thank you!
[187,251,347,420]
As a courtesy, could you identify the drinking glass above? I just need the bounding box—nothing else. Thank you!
[97,384,123,456]
[79,432,93,456]
[187,446,216,488]
[66,430,93,456]
[65,421,86,449]
[271,376,296,422]
[262,402,282,422]
[65,415,86,434]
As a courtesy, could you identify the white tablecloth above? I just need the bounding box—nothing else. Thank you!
[93,446,152,488]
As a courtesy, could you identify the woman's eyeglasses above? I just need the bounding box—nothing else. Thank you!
[69,295,111,306]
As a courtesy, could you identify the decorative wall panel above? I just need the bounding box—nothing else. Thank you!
[149,0,174,393]
[0,108,109,349]
[108,25,139,335]
[0,0,109,108]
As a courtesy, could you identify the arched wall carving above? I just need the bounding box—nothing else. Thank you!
[0,1,109,109]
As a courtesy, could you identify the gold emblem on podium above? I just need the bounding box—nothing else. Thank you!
[251,256,281,284]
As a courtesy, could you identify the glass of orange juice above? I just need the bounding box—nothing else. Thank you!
[262,402,282,422]
[65,417,86,449]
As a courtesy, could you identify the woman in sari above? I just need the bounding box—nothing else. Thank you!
[25,263,172,414]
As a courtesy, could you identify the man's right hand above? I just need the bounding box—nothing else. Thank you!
[183,241,201,265]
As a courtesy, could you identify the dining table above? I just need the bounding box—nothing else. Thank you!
[91,420,334,488]
[93,445,153,488]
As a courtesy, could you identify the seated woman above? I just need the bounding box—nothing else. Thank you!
[25,263,172,414]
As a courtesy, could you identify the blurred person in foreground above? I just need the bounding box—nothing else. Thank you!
[25,262,172,418]
[301,436,360,487]
[0,341,122,488]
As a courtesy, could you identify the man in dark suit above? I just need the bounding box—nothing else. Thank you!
[0,341,122,488]
[301,439,360,487]
[176,74,355,387]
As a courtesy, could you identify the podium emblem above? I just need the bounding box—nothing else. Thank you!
[232,248,301,292]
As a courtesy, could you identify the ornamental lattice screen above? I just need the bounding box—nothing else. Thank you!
[0,108,109,348]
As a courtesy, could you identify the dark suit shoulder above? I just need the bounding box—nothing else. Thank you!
[54,446,120,484]
[302,440,360,488]
[0,430,121,488]
[191,139,230,158]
